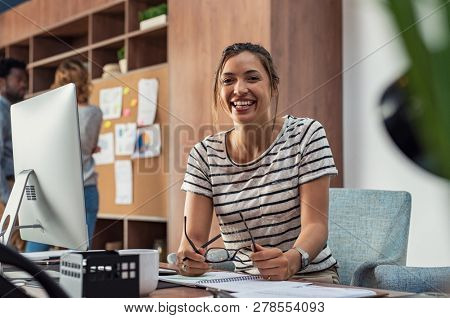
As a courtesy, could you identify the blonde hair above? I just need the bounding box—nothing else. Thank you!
[52,59,91,104]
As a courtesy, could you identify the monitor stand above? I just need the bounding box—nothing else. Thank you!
[0,170,43,272]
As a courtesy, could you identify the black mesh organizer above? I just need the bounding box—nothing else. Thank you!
[59,250,139,297]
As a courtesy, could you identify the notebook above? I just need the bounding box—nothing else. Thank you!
[159,271,311,293]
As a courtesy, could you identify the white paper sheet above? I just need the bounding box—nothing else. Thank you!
[115,123,137,156]
[232,285,377,298]
[131,124,161,159]
[93,133,114,165]
[99,86,123,120]
[137,78,158,126]
[114,160,133,205]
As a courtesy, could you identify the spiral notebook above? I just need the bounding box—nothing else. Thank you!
[158,272,310,293]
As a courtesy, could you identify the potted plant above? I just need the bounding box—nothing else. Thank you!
[138,3,168,31]
[117,47,127,74]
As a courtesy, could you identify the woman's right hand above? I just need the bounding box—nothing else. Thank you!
[176,247,210,276]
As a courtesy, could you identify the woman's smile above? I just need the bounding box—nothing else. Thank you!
[231,99,256,113]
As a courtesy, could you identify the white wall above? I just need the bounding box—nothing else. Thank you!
[343,0,450,266]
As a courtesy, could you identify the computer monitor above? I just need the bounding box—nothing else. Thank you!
[0,83,89,251]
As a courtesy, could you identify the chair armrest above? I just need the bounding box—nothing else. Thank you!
[351,259,399,287]
[373,265,450,293]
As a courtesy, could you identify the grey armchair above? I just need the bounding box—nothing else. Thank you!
[328,188,412,287]
[374,265,450,294]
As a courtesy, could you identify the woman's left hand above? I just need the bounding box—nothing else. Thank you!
[250,244,300,281]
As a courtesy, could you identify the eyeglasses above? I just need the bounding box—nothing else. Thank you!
[184,212,256,263]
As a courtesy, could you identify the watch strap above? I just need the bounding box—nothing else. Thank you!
[291,246,310,271]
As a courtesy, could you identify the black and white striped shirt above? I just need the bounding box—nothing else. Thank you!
[181,115,338,274]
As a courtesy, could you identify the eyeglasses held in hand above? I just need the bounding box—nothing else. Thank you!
[184,212,256,263]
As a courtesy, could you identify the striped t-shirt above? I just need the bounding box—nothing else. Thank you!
[181,115,338,274]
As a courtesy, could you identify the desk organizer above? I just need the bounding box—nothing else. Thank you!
[59,250,139,297]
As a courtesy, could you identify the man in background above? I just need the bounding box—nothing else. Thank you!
[0,58,28,223]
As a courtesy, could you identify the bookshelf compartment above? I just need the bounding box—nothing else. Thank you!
[92,218,124,250]
[32,66,56,93]
[92,2,125,43]
[31,53,88,93]
[128,0,167,32]
[127,220,166,259]
[91,39,125,80]
[32,17,89,61]
[127,26,167,71]
[6,39,30,64]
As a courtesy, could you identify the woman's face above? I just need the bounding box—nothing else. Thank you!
[219,51,273,125]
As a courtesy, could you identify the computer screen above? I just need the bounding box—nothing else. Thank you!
[0,83,89,250]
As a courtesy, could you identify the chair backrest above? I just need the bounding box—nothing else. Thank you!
[328,188,411,285]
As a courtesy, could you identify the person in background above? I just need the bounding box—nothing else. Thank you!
[176,43,339,283]
[25,59,102,252]
[0,58,27,213]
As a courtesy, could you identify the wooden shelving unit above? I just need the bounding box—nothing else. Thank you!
[0,0,169,253]
[1,0,168,96]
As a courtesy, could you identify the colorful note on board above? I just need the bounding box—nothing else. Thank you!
[115,123,137,156]
[123,108,132,117]
[123,86,130,95]
[131,124,161,159]
[99,86,123,120]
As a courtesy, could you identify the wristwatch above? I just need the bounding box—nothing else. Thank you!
[292,247,310,271]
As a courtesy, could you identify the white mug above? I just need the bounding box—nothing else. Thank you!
[118,249,159,296]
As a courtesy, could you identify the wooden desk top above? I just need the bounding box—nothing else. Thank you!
[150,263,413,298]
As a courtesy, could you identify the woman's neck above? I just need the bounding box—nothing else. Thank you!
[228,116,284,163]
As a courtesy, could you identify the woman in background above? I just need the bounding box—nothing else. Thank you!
[25,59,102,252]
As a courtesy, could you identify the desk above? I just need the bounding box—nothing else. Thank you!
[151,263,413,298]
[11,262,414,298]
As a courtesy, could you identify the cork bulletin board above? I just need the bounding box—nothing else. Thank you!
[90,64,169,219]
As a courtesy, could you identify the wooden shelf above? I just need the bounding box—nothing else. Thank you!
[2,0,167,94]
[32,53,89,92]
[6,39,30,64]
[90,34,127,50]
[1,0,169,250]
[128,26,167,71]
[92,2,125,43]
[127,23,167,39]
[28,47,89,68]
[91,39,126,80]
[127,0,166,32]
[128,220,166,252]
[92,218,124,250]
[32,16,89,61]
[98,213,166,223]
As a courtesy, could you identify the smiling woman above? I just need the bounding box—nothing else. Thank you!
[177,43,339,284]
